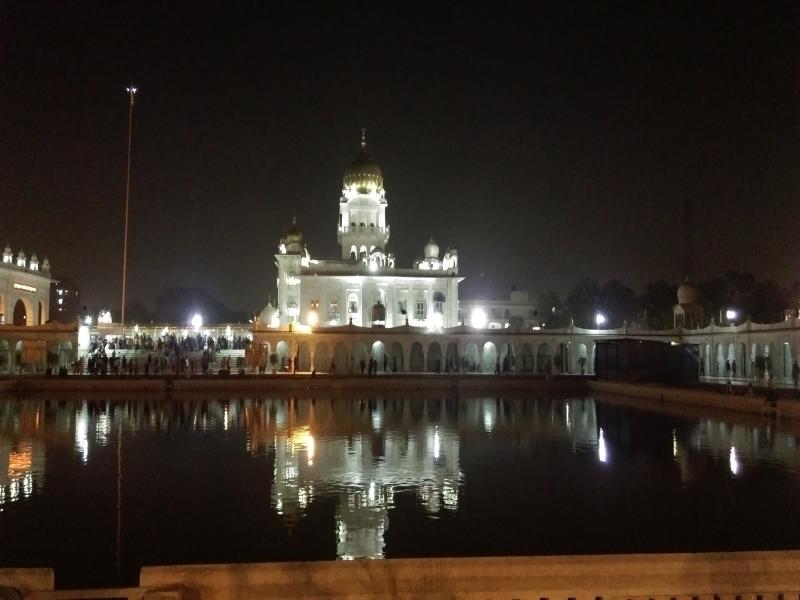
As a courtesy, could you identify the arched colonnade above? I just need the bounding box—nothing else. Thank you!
[249,332,599,375]
[0,327,75,374]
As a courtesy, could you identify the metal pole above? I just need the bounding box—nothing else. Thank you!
[121,86,137,338]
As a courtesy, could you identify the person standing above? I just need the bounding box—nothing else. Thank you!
[732,359,737,379]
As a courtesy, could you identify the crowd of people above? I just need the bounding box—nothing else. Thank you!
[76,332,249,376]
[97,332,249,353]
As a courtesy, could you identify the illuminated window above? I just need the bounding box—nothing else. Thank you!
[433,292,445,314]
[348,294,358,314]
[398,300,407,314]
[415,302,426,320]
[328,300,340,321]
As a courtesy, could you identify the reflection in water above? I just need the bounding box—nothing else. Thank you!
[75,402,89,463]
[2,393,800,586]
[263,400,463,559]
[730,446,740,475]
[598,428,608,464]
[0,410,45,508]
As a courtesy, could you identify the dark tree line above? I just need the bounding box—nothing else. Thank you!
[538,271,799,330]
[107,287,250,325]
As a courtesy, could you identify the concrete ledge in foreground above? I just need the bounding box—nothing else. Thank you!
[0,568,53,594]
[138,551,800,599]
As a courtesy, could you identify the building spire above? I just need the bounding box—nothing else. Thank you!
[360,128,366,150]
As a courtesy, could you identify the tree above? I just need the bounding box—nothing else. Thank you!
[538,291,569,328]
[124,301,159,324]
[747,280,789,323]
[154,287,249,324]
[639,280,678,329]
[565,278,602,328]
[600,279,638,328]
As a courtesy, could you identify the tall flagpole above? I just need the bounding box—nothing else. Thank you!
[121,86,137,337]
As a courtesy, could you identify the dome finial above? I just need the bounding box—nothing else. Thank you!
[292,215,296,225]
[360,128,366,149]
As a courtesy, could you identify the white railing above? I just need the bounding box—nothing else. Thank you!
[337,224,389,234]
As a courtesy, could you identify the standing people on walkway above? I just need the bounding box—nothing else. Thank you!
[732,360,737,379]
[793,360,800,389]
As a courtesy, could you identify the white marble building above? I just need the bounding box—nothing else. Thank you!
[460,288,540,330]
[0,245,53,326]
[265,132,461,330]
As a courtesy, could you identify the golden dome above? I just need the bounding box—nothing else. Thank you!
[283,217,304,253]
[424,238,440,259]
[677,279,700,305]
[343,129,383,192]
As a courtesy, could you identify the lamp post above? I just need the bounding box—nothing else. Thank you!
[120,86,137,339]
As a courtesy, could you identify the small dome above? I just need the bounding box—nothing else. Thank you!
[259,302,278,324]
[424,238,439,259]
[42,257,51,272]
[677,279,700,305]
[285,218,302,244]
[342,129,383,192]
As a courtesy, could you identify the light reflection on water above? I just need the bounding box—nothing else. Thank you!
[1,394,800,587]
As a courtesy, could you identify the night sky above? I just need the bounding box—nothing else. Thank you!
[2,3,799,314]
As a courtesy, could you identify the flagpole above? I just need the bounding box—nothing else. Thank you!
[121,86,137,337]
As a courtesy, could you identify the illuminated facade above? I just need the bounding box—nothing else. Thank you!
[265,132,462,330]
[0,245,53,326]
[460,288,540,330]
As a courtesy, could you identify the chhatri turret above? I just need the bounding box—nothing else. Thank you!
[337,129,390,260]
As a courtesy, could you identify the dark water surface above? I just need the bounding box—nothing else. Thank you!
[1,392,799,588]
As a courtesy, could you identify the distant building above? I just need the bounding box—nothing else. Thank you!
[460,288,540,330]
[50,277,80,324]
[0,245,53,325]
[673,278,704,329]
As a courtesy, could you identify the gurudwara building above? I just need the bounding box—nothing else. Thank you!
[262,131,461,330]
[0,245,53,326]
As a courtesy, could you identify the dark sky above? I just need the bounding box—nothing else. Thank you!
[2,2,799,313]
